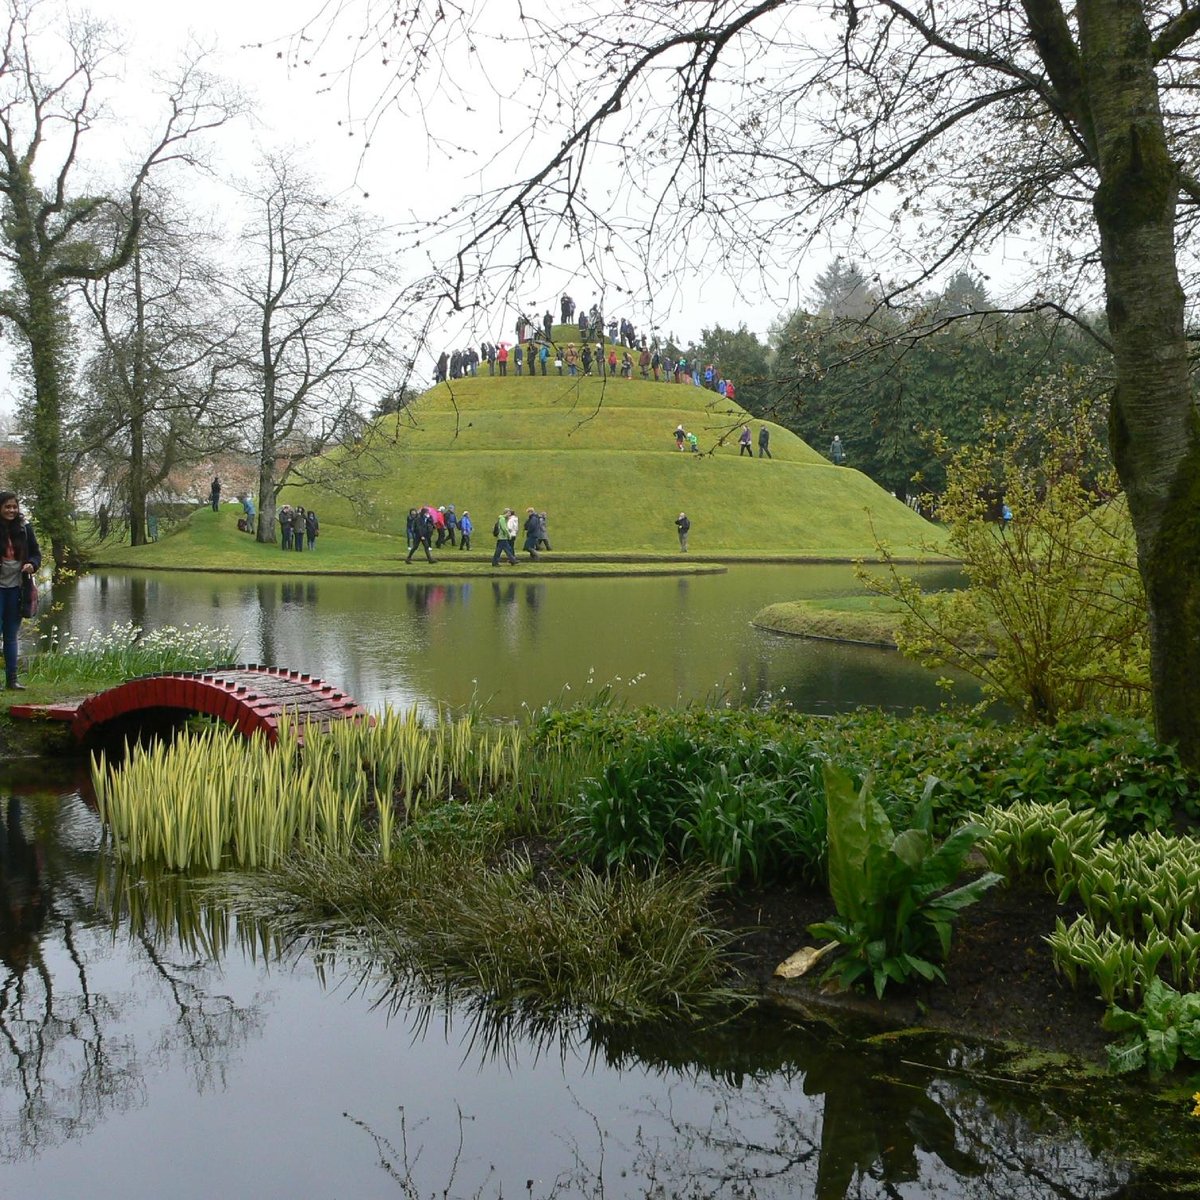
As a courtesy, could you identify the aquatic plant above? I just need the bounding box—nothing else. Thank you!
[93,706,533,870]
[221,842,740,1024]
[809,767,1001,998]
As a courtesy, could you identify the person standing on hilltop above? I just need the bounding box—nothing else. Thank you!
[675,512,690,553]
[726,379,737,403]
[561,293,574,324]
[830,434,846,464]
[543,310,553,340]
[210,476,221,512]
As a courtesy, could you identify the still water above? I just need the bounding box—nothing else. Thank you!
[2,568,1190,1196]
[55,564,974,716]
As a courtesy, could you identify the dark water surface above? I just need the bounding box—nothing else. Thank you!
[3,568,1194,1196]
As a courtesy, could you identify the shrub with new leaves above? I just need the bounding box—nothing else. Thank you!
[866,376,1149,723]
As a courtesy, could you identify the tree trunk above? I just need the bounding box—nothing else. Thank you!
[128,244,148,546]
[1080,0,1200,763]
[21,278,77,571]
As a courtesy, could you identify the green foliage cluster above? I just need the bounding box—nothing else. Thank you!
[1103,979,1200,1075]
[566,731,830,884]
[542,707,1197,889]
[1043,830,1200,1006]
[976,799,1106,895]
[870,388,1148,724]
[978,801,1200,1060]
[767,265,1106,498]
[809,768,1000,998]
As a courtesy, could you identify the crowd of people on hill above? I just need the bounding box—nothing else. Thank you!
[404,504,551,564]
[432,295,743,398]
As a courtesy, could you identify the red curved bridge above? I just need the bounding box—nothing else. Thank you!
[10,665,370,746]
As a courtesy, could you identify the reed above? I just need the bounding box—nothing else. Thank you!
[93,703,559,870]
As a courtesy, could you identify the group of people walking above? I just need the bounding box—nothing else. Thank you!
[405,503,551,565]
[737,424,773,458]
[490,508,551,566]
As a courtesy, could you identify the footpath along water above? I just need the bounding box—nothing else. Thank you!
[0,772,1188,1200]
[54,564,975,717]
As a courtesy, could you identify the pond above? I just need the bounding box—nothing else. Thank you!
[5,567,1195,1196]
[54,564,974,716]
[2,771,1190,1199]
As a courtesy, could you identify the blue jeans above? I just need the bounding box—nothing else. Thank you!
[1,585,21,683]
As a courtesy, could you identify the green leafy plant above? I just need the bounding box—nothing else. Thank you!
[1103,978,1200,1075]
[865,390,1149,725]
[976,800,1106,895]
[809,766,1001,998]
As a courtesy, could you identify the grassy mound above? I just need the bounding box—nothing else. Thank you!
[753,597,904,646]
[90,362,941,566]
[287,372,937,556]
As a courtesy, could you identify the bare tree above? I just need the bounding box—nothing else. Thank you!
[292,0,1200,766]
[0,1,236,568]
[226,151,397,545]
[76,196,242,545]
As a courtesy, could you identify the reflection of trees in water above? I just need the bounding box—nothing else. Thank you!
[353,974,1140,1199]
[0,789,270,1163]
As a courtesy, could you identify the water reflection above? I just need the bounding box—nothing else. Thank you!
[3,787,1191,1198]
[55,566,979,717]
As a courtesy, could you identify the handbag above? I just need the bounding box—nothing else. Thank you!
[19,574,37,619]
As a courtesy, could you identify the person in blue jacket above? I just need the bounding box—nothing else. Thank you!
[458,510,473,551]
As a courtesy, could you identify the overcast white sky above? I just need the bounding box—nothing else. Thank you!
[0,0,1052,406]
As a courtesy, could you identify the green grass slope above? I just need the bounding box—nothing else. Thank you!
[284,373,936,557]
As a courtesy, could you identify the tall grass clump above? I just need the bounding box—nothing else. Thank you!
[94,716,358,870]
[94,704,543,871]
[222,842,740,1024]
[29,620,240,685]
